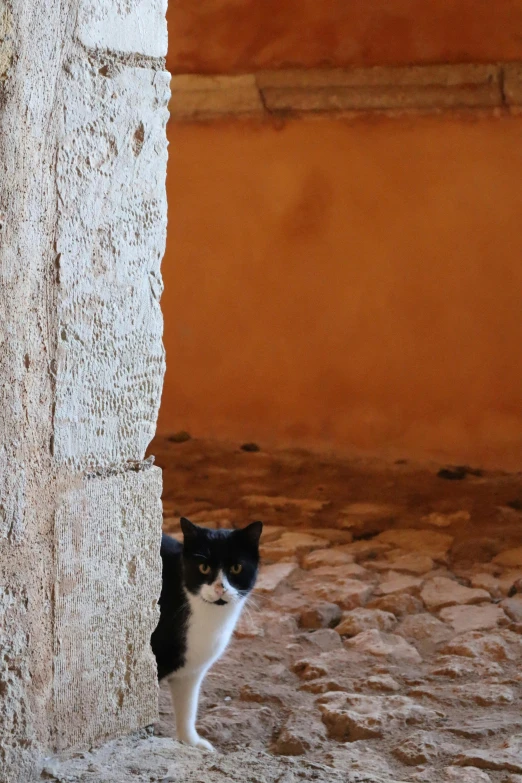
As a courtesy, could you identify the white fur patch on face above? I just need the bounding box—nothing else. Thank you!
[199,570,240,606]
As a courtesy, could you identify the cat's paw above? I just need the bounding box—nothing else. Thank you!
[192,736,215,752]
[180,734,215,752]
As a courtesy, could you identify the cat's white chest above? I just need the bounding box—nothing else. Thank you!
[182,595,243,675]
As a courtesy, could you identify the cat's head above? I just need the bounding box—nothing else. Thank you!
[180,517,263,608]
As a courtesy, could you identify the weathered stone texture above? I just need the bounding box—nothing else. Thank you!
[0,0,168,780]
[0,584,39,780]
[0,0,67,776]
[54,469,162,749]
[54,60,169,470]
[77,0,168,57]
[0,1,13,80]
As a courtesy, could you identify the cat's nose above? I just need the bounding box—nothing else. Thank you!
[214,582,225,596]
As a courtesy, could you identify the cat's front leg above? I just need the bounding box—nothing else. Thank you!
[168,671,215,752]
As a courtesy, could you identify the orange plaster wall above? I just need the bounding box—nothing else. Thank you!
[167,0,522,74]
[158,114,522,470]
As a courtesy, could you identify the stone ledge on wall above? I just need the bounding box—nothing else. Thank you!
[169,63,522,120]
[169,73,264,118]
[505,63,522,104]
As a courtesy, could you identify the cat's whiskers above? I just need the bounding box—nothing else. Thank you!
[239,598,262,634]
[244,593,260,611]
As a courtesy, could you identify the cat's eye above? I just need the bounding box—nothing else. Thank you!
[198,563,211,575]
[230,564,242,575]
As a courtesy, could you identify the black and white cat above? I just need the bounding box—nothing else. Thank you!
[151,517,263,752]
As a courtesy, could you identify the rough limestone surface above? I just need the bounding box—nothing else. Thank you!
[53,470,162,749]
[255,562,297,592]
[444,768,492,782]
[54,60,169,469]
[0,1,168,780]
[335,607,397,637]
[318,692,439,741]
[439,604,507,633]
[41,735,350,783]
[77,0,168,57]
[421,577,490,609]
[345,629,422,663]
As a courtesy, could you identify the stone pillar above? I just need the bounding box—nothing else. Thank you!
[0,1,169,780]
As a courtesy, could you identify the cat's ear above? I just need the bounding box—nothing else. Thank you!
[180,517,198,540]
[239,521,263,547]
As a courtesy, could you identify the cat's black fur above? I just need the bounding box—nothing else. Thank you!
[151,518,262,681]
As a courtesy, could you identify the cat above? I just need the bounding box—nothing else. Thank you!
[151,517,263,752]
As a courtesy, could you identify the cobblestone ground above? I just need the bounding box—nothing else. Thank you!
[48,436,522,782]
[154,436,522,783]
